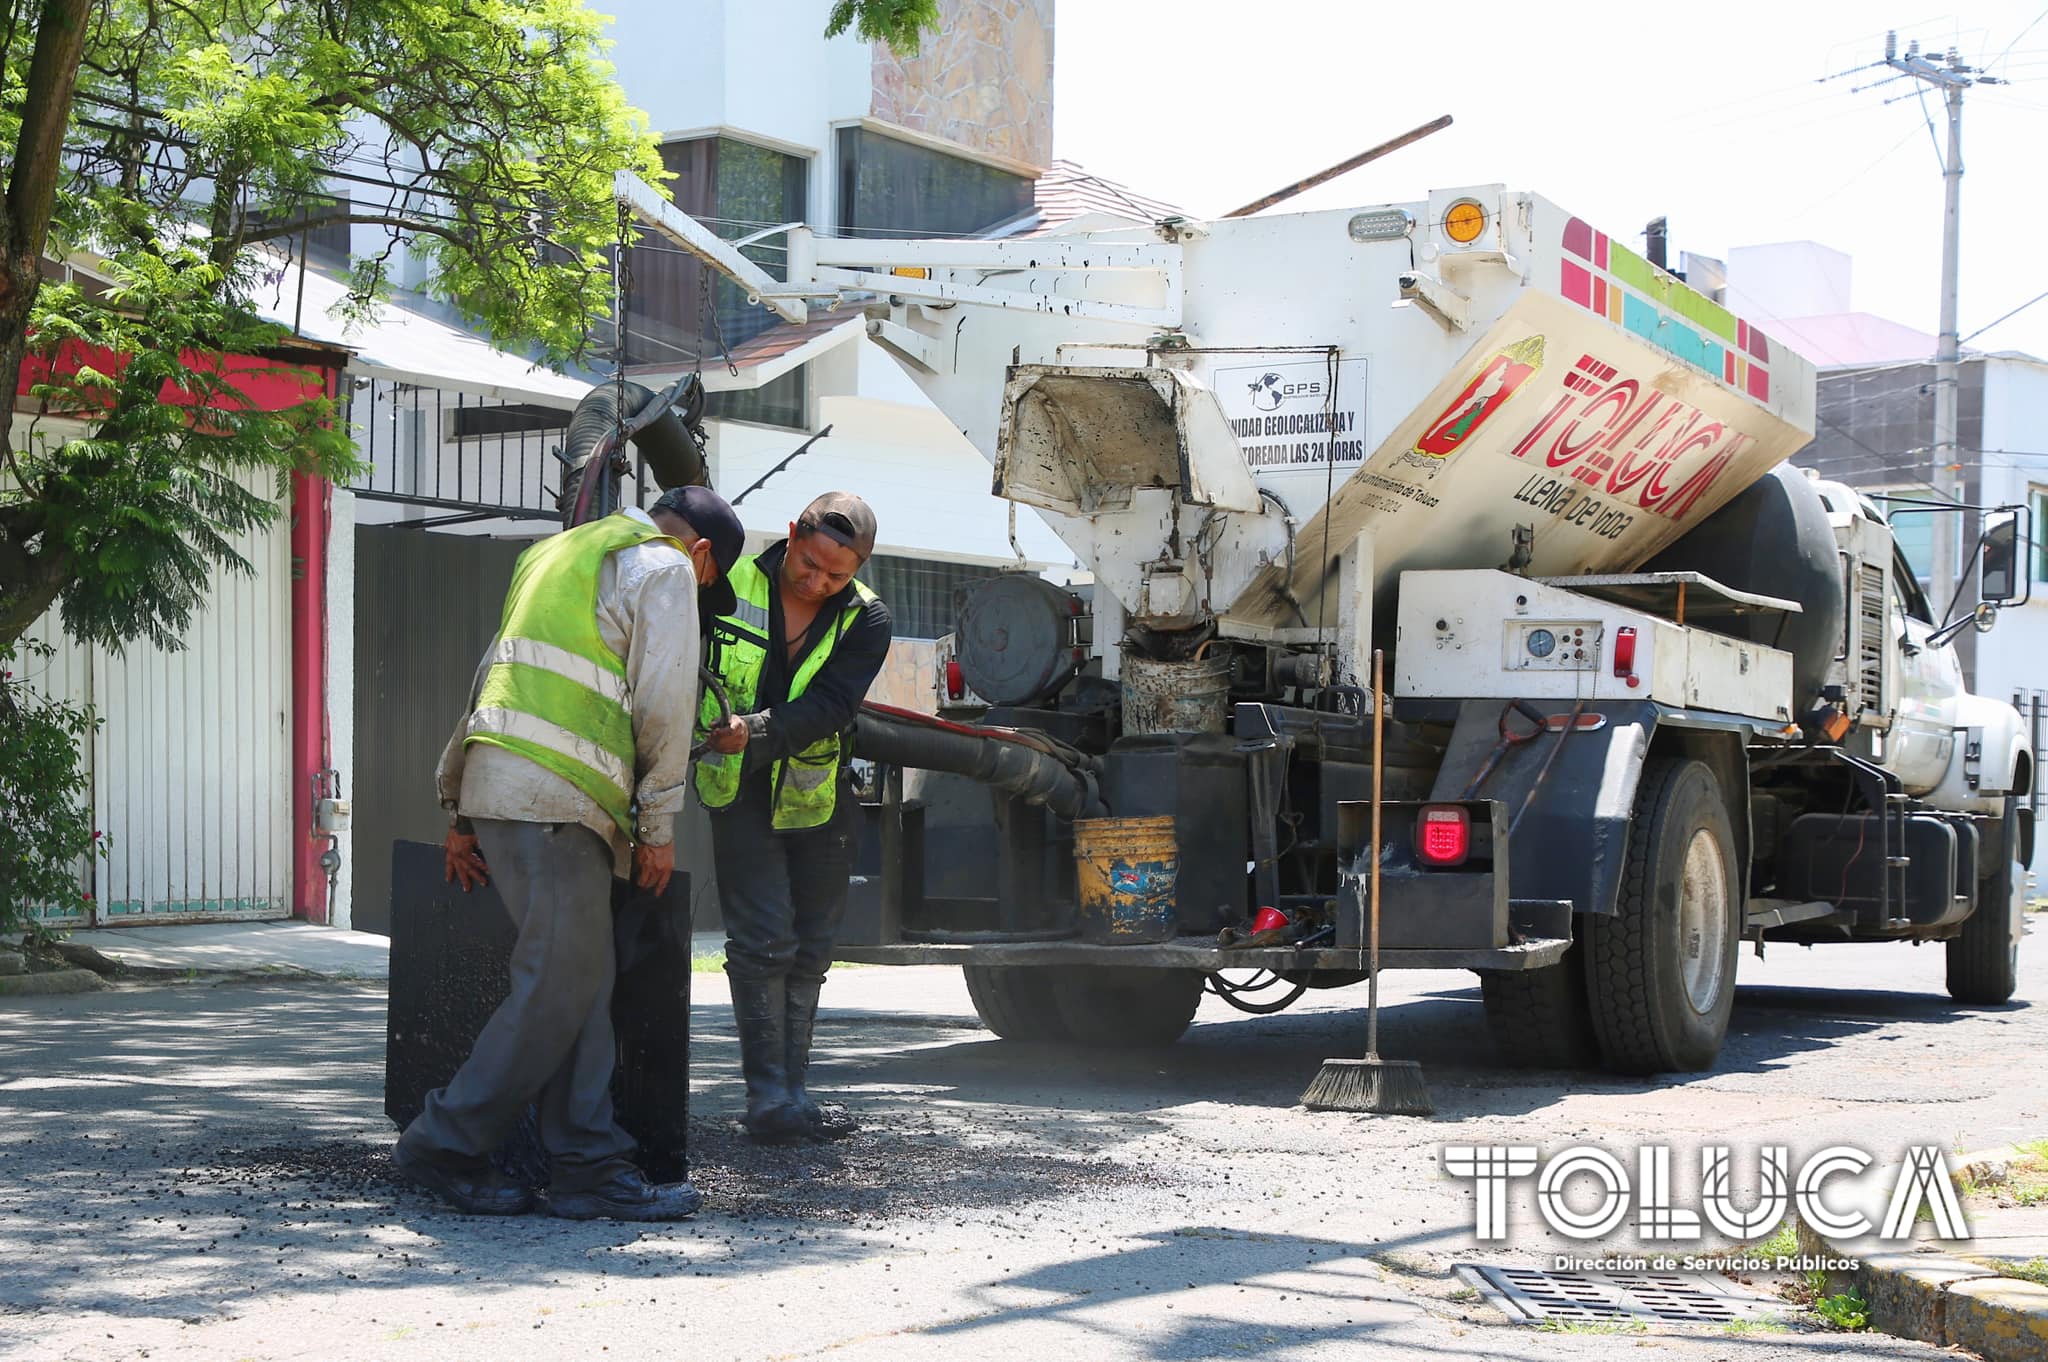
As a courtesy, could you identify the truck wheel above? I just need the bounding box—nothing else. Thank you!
[1948,798,2021,1005]
[1051,968,1203,1047]
[962,965,1072,1042]
[1584,758,1741,1075]
[1479,948,1599,1068]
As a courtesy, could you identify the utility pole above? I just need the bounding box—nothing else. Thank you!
[1881,32,2002,616]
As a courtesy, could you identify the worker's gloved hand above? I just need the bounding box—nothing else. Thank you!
[444,827,489,892]
[635,841,675,897]
[706,714,749,755]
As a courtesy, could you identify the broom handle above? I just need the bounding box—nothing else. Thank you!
[1367,647,1384,1059]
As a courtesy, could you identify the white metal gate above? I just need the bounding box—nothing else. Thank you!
[22,510,294,925]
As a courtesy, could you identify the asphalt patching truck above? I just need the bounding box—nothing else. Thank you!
[609,175,2034,1075]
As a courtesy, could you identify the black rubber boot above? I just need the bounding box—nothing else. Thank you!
[730,975,811,1143]
[786,977,858,1141]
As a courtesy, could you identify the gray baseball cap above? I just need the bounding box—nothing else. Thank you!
[798,491,877,561]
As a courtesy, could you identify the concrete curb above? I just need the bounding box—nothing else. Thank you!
[1796,1152,2048,1362]
[0,968,109,998]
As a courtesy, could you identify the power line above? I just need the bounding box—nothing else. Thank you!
[1989,7,2048,76]
[1962,288,2048,344]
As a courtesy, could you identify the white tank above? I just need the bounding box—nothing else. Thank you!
[841,185,1816,658]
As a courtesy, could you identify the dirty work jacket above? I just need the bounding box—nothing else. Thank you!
[437,510,701,871]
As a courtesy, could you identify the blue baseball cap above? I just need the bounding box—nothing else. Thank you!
[651,484,744,617]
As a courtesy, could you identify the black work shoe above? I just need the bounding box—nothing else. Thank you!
[394,1141,533,1216]
[543,1168,702,1222]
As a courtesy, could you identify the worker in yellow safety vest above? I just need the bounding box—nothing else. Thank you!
[698,492,892,1143]
[401,485,748,1220]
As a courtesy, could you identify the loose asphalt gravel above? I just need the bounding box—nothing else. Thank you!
[2,931,2041,1361]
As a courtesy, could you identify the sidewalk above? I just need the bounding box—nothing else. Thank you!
[5,920,736,994]
[63,921,393,981]
[1806,1145,2048,1362]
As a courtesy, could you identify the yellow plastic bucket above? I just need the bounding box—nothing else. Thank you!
[1073,815,1180,944]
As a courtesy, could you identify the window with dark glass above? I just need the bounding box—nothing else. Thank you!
[621,136,808,368]
[247,193,353,260]
[856,555,1007,640]
[706,368,807,431]
[447,402,571,439]
[835,127,1034,240]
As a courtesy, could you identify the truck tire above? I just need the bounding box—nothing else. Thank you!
[1051,967,1203,1047]
[962,965,1072,1042]
[1583,758,1741,1075]
[1479,948,1599,1068]
[1948,798,2021,1006]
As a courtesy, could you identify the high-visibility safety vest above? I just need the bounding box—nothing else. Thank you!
[696,553,877,830]
[464,513,681,840]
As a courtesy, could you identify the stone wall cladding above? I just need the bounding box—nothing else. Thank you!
[870,0,1053,170]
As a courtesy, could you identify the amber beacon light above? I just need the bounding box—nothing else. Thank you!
[1442,199,1487,244]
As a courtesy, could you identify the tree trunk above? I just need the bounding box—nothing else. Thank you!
[0,1,94,652]
[1,1,92,306]
[0,539,68,651]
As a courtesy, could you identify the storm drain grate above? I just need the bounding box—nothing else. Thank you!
[1454,1264,1786,1325]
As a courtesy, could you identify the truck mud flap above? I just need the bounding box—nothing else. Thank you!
[1426,698,1656,918]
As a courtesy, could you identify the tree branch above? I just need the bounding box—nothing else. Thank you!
[5,0,93,262]
[238,212,463,250]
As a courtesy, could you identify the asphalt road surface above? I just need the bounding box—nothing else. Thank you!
[2,927,2040,1361]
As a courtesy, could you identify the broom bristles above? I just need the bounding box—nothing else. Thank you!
[1300,1055,1434,1115]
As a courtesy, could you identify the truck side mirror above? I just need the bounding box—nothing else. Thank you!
[1981,513,2021,604]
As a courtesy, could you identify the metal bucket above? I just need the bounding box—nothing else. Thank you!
[1074,814,1180,944]
[1120,650,1230,734]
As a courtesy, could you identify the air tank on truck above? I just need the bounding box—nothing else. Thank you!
[605,170,2035,1077]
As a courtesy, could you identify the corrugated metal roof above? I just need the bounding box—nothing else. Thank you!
[1030,159,1185,233]
[251,254,594,404]
[628,305,866,391]
[1771,312,1953,368]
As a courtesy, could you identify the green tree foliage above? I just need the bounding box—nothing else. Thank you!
[0,0,665,652]
[825,0,942,55]
[0,0,662,920]
[0,638,99,933]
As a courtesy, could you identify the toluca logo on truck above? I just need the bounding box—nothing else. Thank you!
[1504,350,1755,523]
[1406,335,1547,471]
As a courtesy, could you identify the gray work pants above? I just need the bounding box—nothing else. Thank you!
[398,818,637,1185]
[711,774,860,986]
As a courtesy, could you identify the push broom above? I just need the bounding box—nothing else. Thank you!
[1301,648,1434,1115]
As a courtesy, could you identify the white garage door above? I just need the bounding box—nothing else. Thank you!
[21,508,294,925]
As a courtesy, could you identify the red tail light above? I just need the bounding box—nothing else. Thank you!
[1416,805,1471,867]
[1613,625,1640,688]
[944,659,966,700]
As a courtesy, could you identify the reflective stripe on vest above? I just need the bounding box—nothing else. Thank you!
[465,513,678,838]
[695,553,878,830]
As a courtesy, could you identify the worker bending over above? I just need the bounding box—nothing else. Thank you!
[402,486,747,1218]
